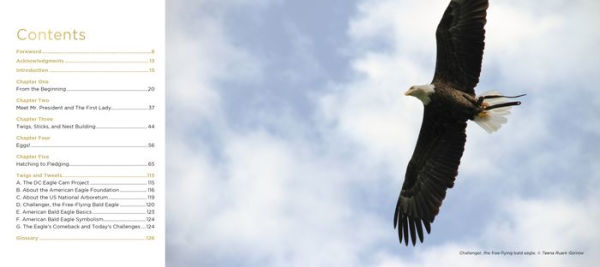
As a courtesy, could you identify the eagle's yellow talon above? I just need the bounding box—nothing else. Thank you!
[478,111,489,119]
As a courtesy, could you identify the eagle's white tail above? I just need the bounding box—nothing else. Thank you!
[474,91,522,133]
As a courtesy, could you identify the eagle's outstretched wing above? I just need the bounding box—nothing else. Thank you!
[394,105,467,245]
[432,0,489,95]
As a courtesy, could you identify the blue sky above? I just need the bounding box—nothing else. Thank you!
[166,0,600,266]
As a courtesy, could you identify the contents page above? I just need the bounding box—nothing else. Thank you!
[0,1,165,266]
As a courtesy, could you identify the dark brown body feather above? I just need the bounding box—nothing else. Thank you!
[394,0,489,246]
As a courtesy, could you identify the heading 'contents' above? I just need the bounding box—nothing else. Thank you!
[17,29,86,41]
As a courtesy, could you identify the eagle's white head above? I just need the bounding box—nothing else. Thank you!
[405,84,435,105]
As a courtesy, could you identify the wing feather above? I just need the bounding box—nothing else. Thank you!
[402,215,409,246]
[432,0,489,94]
[394,105,467,245]
[409,217,417,245]
[397,214,404,244]
[415,219,424,243]
[423,221,431,234]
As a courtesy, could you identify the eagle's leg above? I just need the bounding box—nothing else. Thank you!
[476,94,526,106]
[485,101,521,110]
[472,93,526,133]
[462,94,479,106]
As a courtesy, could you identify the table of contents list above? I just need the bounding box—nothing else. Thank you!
[1,1,165,266]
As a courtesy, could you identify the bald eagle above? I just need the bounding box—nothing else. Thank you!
[394,0,525,246]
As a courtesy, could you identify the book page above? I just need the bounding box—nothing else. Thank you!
[0,1,165,266]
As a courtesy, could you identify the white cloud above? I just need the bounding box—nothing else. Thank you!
[168,129,393,266]
[485,196,600,252]
[167,0,264,127]
[367,185,600,267]
[166,3,390,265]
